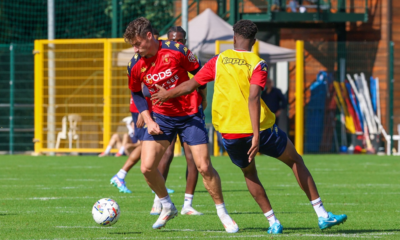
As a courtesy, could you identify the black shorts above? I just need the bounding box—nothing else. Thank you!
[223,125,287,168]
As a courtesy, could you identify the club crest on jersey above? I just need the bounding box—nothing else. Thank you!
[222,57,252,70]
[151,62,156,67]
[162,54,170,64]
[174,43,180,50]
[183,47,188,55]
[165,41,171,47]
[141,67,147,73]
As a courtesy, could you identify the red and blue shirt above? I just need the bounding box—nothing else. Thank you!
[128,40,201,117]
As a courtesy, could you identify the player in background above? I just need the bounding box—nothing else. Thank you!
[109,88,175,194]
[98,126,135,157]
[125,17,238,232]
[151,19,347,234]
[150,26,206,216]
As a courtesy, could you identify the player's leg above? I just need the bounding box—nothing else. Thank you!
[157,135,176,181]
[259,125,347,229]
[181,141,202,215]
[188,144,238,232]
[99,133,121,157]
[116,133,131,157]
[151,136,176,215]
[223,136,283,234]
[276,136,347,229]
[180,113,238,233]
[141,139,178,229]
[110,143,142,193]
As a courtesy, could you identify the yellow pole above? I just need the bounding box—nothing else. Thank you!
[214,131,219,156]
[34,40,44,153]
[295,40,304,155]
[252,40,259,56]
[103,40,112,149]
[215,40,220,54]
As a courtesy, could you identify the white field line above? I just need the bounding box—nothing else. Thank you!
[42,232,396,240]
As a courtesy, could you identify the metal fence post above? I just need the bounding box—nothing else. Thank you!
[9,43,15,154]
[389,41,394,155]
[103,40,112,148]
[112,0,118,38]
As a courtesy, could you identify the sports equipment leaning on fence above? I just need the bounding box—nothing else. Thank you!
[151,19,348,234]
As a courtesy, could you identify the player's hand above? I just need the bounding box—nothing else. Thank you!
[247,135,259,162]
[151,84,169,106]
[147,120,163,135]
[136,114,145,128]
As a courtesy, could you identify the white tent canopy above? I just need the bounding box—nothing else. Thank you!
[117,8,295,66]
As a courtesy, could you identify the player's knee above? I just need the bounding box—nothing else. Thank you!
[196,160,212,177]
[140,164,154,176]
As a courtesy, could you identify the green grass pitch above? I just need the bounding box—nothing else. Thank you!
[0,154,399,239]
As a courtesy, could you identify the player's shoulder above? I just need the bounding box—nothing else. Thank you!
[161,40,188,56]
[257,60,268,72]
[127,53,142,76]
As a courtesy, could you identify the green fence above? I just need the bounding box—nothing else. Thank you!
[0,44,34,153]
[0,0,175,44]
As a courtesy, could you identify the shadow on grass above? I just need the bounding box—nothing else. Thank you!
[108,232,142,235]
[0,213,17,216]
[242,227,313,232]
[336,229,400,234]
[195,189,248,193]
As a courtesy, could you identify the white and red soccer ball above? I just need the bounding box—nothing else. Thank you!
[92,198,120,226]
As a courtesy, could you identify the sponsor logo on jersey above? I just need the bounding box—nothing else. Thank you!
[188,52,197,63]
[141,67,147,73]
[143,75,153,84]
[144,69,172,82]
[129,61,132,68]
[183,47,188,55]
[222,57,252,70]
[151,62,156,67]
[175,43,180,49]
[165,41,171,47]
[134,54,138,60]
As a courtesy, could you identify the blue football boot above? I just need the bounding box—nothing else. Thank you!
[110,175,132,194]
[318,212,347,230]
[267,222,283,234]
[152,188,175,194]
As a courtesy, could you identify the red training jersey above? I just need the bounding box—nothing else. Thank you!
[128,40,201,117]
[194,52,269,139]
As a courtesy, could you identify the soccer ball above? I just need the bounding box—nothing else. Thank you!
[92,198,120,226]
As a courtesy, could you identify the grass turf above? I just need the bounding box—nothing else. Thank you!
[0,154,399,239]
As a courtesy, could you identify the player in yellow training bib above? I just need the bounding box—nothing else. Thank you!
[151,19,347,234]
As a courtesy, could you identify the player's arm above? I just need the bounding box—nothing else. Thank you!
[247,61,268,162]
[131,91,162,135]
[248,84,262,162]
[129,66,162,135]
[152,55,217,105]
[198,86,207,110]
[153,78,201,104]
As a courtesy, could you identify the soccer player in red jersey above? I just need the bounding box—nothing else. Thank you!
[124,17,238,232]
[152,20,347,233]
[151,26,206,216]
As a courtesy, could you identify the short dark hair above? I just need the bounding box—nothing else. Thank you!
[153,28,159,36]
[124,17,153,44]
[167,26,186,39]
[233,20,258,39]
